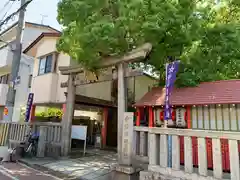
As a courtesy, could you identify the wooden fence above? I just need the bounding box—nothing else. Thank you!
[135,127,240,180]
[191,104,240,131]
[0,122,62,158]
[0,122,10,146]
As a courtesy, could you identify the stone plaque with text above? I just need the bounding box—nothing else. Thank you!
[121,112,134,166]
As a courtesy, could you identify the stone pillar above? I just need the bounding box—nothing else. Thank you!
[61,74,76,156]
[113,64,139,175]
[113,112,138,176]
[37,126,47,158]
[117,63,126,164]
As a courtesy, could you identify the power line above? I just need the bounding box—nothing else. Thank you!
[0,1,11,16]
[0,1,15,23]
[0,0,32,29]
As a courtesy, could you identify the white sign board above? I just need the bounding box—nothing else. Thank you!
[121,112,134,166]
[71,125,87,140]
[71,125,87,155]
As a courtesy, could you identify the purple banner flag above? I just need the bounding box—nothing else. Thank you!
[164,61,180,120]
[25,93,34,122]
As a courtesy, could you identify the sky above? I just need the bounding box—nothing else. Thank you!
[0,0,61,32]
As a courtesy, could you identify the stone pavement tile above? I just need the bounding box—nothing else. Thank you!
[94,173,113,180]
[44,159,111,178]
[70,166,101,177]
[74,156,117,166]
[102,171,139,180]
[80,167,112,179]
[20,150,119,180]
[21,157,58,166]
[42,156,119,180]
[73,159,116,169]
[44,161,84,175]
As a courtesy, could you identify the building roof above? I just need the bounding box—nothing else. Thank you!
[23,32,61,53]
[0,21,60,37]
[134,80,240,106]
[25,22,61,32]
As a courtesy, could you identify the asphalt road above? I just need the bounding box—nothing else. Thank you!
[0,162,62,180]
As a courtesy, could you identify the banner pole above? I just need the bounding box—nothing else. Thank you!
[165,60,180,168]
[165,62,172,167]
[164,63,169,128]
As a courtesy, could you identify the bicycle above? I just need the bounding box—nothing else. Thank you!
[15,126,39,158]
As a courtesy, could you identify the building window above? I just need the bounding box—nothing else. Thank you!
[38,54,53,75]
[0,74,10,84]
[28,74,32,88]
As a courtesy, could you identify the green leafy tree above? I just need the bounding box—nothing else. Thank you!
[57,0,240,87]
[35,108,63,118]
[175,0,240,87]
[57,0,201,69]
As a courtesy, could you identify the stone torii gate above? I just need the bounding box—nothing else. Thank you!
[59,43,152,166]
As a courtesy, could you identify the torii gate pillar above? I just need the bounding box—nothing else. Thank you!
[117,63,127,164]
[61,74,76,156]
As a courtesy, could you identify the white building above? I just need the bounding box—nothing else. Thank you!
[0,22,60,121]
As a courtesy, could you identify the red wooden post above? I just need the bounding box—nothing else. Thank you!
[29,105,36,122]
[136,108,141,126]
[186,106,191,128]
[149,107,154,127]
[62,103,66,114]
[180,105,192,165]
[101,108,108,148]
[61,103,67,121]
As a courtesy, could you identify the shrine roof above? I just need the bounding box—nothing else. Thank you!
[134,79,240,106]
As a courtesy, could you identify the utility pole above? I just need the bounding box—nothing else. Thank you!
[4,0,26,121]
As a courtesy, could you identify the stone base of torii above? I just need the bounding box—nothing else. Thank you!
[58,43,152,174]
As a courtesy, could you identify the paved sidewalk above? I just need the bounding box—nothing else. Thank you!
[20,150,123,180]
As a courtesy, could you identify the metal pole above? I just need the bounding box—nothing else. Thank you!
[165,62,172,167]
[4,0,26,122]
[164,63,169,128]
